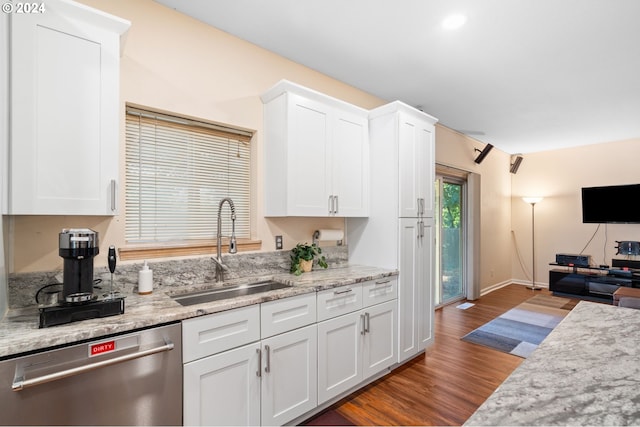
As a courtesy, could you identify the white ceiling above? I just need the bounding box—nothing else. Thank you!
[155,0,640,154]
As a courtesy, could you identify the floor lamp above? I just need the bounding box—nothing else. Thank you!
[523,197,543,291]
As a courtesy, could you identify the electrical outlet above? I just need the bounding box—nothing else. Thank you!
[275,235,283,250]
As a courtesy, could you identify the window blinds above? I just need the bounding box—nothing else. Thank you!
[125,107,252,243]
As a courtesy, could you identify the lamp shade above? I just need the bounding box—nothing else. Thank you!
[522,197,543,205]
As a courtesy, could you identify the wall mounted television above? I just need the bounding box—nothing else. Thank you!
[582,184,640,223]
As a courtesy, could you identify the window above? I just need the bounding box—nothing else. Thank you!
[124,105,253,257]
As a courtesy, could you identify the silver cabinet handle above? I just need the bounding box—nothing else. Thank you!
[364,312,370,334]
[256,348,262,377]
[360,314,366,335]
[12,339,174,391]
[110,179,117,212]
[334,287,353,295]
[375,279,391,285]
[264,345,271,373]
[328,195,338,215]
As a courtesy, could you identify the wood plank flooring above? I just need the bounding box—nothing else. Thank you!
[303,284,578,426]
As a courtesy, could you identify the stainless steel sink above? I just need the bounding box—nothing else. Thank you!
[170,280,291,306]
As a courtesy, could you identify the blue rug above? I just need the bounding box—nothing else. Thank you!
[461,294,575,358]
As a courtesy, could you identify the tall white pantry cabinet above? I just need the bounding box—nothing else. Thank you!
[348,101,438,363]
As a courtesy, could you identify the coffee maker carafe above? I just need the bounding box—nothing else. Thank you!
[59,228,99,303]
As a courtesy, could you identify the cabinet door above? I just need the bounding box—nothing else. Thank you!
[261,324,317,426]
[317,311,362,404]
[10,10,124,215]
[398,115,421,218]
[418,219,435,347]
[287,94,331,216]
[331,110,369,216]
[397,113,434,218]
[416,122,435,218]
[398,218,420,362]
[362,300,397,379]
[183,342,261,426]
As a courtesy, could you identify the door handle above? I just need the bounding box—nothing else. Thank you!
[328,195,338,215]
[334,287,353,295]
[12,339,174,391]
[264,345,271,373]
[360,314,366,335]
[256,348,262,377]
[364,312,370,334]
[110,179,117,212]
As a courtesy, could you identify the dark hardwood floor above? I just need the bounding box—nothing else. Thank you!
[303,284,578,426]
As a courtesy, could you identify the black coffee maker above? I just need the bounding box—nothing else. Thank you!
[59,228,99,303]
[39,229,125,328]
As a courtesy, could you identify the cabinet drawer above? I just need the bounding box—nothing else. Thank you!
[261,293,317,338]
[182,305,260,363]
[317,284,363,322]
[362,277,397,307]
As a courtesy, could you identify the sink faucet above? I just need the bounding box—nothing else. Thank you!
[212,197,237,283]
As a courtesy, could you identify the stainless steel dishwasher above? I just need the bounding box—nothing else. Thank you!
[0,322,182,426]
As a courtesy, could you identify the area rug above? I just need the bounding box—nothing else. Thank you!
[461,294,575,358]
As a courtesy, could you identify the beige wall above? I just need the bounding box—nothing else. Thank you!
[8,0,385,273]
[511,138,640,287]
[435,126,514,293]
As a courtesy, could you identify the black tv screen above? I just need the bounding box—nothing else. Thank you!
[582,184,640,223]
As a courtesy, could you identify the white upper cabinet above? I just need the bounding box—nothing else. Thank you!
[261,80,369,217]
[396,110,436,218]
[9,0,130,215]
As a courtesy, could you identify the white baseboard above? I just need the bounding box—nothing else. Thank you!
[480,280,548,296]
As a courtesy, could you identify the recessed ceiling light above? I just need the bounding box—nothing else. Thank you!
[442,14,467,30]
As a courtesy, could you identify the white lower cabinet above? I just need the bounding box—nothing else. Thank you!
[317,310,361,403]
[182,282,397,426]
[317,280,397,404]
[317,300,396,404]
[182,294,317,426]
[183,342,261,426]
[261,325,317,426]
[362,300,397,379]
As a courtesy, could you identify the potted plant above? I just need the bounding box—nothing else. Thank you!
[290,242,328,275]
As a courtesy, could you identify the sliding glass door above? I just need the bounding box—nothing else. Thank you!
[435,174,466,306]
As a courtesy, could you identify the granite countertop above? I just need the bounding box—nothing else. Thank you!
[464,300,640,426]
[0,264,397,359]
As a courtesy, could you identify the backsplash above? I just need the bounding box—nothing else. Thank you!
[8,246,348,309]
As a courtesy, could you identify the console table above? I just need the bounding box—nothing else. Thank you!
[549,264,639,301]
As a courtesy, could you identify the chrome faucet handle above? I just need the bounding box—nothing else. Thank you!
[211,256,229,271]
